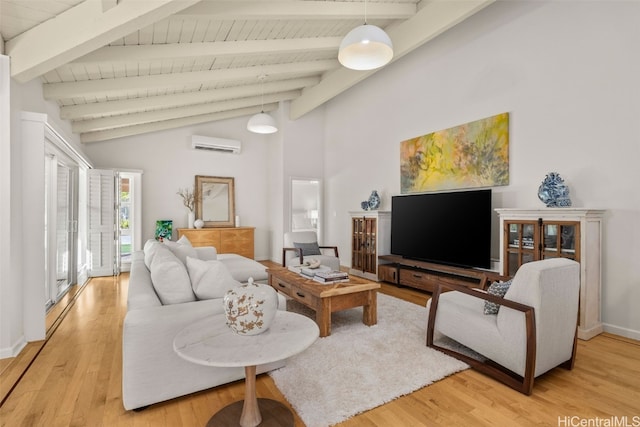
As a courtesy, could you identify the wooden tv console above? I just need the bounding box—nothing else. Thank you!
[378,255,505,293]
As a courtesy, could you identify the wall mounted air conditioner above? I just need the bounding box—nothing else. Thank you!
[191,135,241,154]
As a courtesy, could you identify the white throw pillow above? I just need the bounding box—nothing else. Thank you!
[163,235,197,265]
[143,239,162,269]
[150,246,196,304]
[186,256,241,300]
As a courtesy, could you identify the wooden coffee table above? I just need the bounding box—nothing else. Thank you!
[267,267,380,337]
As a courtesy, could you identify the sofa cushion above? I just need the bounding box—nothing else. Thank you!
[195,246,218,261]
[150,245,196,305]
[144,239,162,269]
[186,256,241,300]
[217,254,269,283]
[164,235,198,265]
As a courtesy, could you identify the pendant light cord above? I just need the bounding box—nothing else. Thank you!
[364,0,368,24]
[259,74,266,113]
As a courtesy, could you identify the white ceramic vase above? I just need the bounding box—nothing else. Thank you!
[194,219,204,229]
[223,278,278,335]
[187,211,195,228]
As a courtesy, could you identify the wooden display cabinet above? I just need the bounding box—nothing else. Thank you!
[349,211,391,281]
[177,227,255,259]
[503,219,580,276]
[496,208,604,340]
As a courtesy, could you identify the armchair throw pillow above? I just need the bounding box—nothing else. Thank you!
[293,241,322,256]
[483,279,513,315]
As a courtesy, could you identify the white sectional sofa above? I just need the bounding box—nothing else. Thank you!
[122,238,286,410]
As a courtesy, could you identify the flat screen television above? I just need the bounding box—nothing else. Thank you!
[391,189,492,269]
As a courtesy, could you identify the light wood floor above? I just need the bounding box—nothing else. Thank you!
[1,268,639,426]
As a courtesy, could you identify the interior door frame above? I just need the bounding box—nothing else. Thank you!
[44,144,78,308]
[289,177,323,242]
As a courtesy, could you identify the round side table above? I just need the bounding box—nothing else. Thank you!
[174,311,319,427]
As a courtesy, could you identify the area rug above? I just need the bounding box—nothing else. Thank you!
[268,293,469,427]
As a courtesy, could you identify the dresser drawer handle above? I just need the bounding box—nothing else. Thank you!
[412,273,422,278]
[296,292,306,298]
[278,283,286,288]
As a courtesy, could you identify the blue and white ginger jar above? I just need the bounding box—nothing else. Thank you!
[538,172,572,207]
[368,190,381,210]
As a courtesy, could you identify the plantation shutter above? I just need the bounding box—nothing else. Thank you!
[88,169,116,277]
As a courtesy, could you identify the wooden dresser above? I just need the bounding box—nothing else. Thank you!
[177,227,255,259]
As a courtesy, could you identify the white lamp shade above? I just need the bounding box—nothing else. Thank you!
[247,112,278,134]
[338,24,393,71]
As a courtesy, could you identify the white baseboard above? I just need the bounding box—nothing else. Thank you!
[0,335,27,360]
[603,323,640,341]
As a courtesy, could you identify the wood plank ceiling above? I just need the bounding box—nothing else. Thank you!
[1,0,494,143]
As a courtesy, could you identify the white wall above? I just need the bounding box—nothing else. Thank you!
[1,74,86,357]
[81,102,326,263]
[323,1,640,339]
[81,117,275,259]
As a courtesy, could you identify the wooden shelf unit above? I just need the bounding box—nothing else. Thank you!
[349,211,391,281]
[177,227,255,259]
[496,208,605,340]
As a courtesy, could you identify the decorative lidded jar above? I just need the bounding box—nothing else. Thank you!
[223,278,278,335]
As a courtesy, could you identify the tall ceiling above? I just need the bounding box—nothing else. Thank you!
[1,0,494,143]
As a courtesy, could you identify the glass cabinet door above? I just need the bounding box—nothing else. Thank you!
[504,221,539,276]
[352,218,365,271]
[503,219,581,276]
[351,217,378,274]
[542,222,579,261]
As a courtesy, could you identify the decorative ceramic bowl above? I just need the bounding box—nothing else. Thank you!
[223,278,278,335]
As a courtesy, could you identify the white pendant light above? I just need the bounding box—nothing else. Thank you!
[338,0,393,71]
[247,74,278,134]
[247,112,278,134]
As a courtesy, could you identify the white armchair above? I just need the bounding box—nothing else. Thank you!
[282,231,340,272]
[426,258,580,394]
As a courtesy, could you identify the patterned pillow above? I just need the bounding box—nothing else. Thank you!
[293,241,322,256]
[483,279,513,315]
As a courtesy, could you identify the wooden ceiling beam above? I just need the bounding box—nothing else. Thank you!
[174,1,416,20]
[71,37,342,64]
[43,59,337,99]
[289,0,496,120]
[6,0,201,83]
[80,104,279,143]
[72,90,300,133]
[60,76,320,120]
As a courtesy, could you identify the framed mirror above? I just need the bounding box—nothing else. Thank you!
[195,176,235,227]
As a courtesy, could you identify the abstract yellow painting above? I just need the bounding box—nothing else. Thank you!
[400,112,509,193]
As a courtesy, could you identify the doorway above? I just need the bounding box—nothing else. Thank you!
[118,172,141,272]
[290,178,322,240]
[44,155,76,309]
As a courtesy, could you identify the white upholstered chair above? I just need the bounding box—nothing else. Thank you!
[282,231,340,272]
[426,258,580,395]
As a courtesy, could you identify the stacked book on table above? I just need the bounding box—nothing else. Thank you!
[312,270,349,284]
[287,265,350,284]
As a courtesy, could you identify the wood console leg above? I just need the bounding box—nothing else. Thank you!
[240,365,261,427]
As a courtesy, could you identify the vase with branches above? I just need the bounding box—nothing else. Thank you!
[177,187,200,228]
